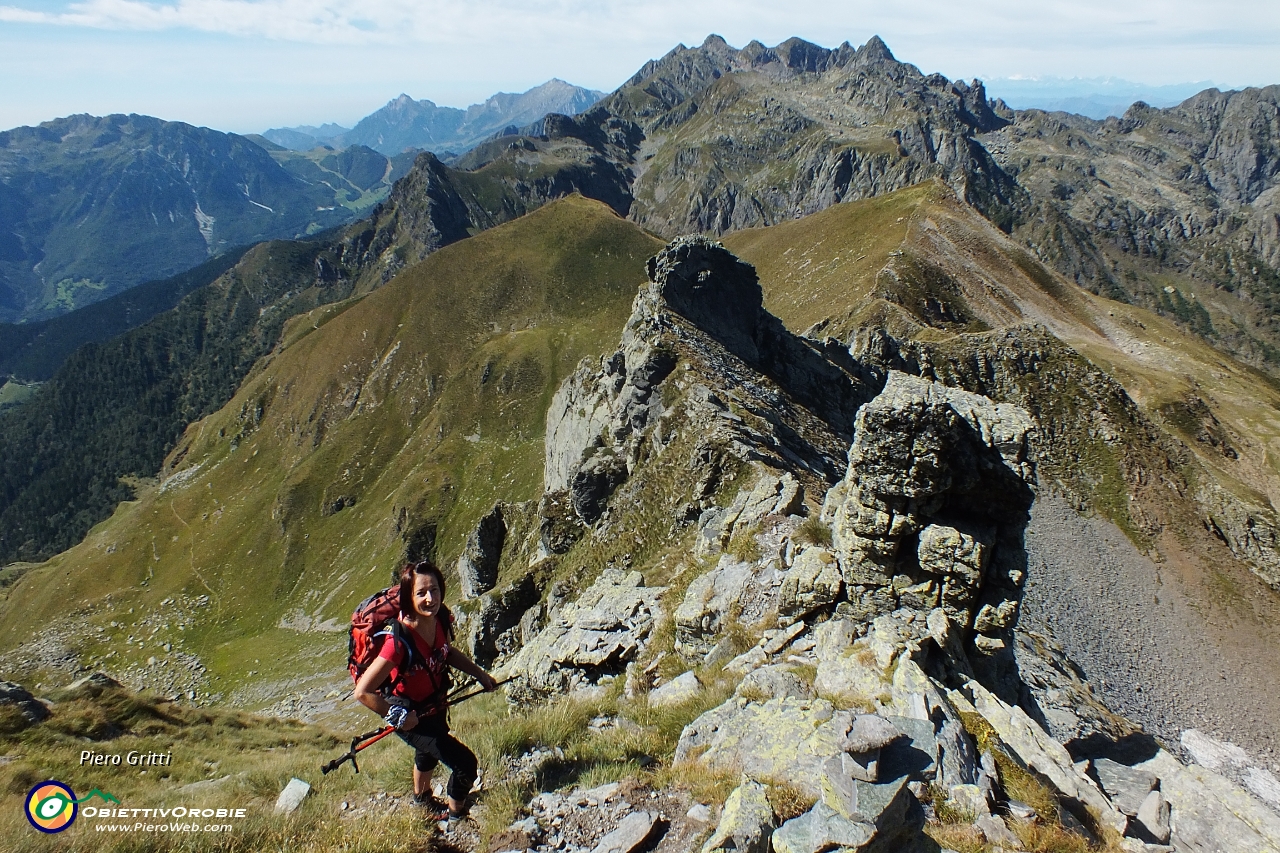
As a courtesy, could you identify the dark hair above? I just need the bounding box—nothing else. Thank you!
[399,560,453,639]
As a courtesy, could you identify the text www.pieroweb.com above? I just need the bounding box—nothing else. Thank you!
[84,806,244,833]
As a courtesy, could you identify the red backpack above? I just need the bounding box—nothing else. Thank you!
[348,586,412,688]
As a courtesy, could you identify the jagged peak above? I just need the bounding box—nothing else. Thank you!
[700,33,733,52]
[857,35,896,63]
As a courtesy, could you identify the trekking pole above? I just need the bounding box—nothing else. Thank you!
[320,725,398,775]
[446,676,514,707]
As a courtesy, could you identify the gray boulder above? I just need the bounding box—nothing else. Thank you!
[1135,749,1280,853]
[591,810,659,853]
[771,802,873,853]
[0,681,48,726]
[735,664,814,702]
[779,547,843,621]
[649,671,701,707]
[835,715,904,783]
[1135,789,1171,845]
[1093,757,1158,817]
[701,779,775,853]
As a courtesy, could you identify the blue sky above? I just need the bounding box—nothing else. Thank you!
[2,0,1278,133]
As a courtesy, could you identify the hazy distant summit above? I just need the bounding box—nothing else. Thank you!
[984,76,1214,119]
[264,79,605,156]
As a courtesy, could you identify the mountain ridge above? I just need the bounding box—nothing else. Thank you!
[263,79,605,156]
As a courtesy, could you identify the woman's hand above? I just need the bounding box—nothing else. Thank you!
[400,710,419,731]
[479,672,499,692]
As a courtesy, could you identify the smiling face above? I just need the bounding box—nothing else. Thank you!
[411,571,442,620]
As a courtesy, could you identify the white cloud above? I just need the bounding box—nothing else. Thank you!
[10,0,1271,51]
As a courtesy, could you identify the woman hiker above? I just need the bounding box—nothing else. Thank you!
[354,560,498,822]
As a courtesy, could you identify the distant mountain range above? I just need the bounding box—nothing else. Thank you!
[262,78,605,156]
[985,76,1215,119]
[0,115,421,323]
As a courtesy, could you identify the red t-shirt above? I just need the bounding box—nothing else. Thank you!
[376,620,450,705]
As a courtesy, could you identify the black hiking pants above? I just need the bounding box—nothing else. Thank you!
[396,715,477,802]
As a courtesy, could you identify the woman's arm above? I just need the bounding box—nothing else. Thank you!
[354,657,395,716]
[446,647,498,690]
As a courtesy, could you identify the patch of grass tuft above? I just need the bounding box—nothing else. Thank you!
[794,516,833,549]
[765,781,817,822]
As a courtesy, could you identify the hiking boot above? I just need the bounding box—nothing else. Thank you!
[411,791,446,812]
[434,804,468,827]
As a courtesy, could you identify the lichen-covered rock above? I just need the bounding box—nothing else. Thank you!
[735,664,814,702]
[779,548,843,621]
[701,779,775,853]
[500,569,665,700]
[674,554,778,653]
[675,697,842,796]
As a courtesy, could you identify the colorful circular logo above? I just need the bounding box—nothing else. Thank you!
[25,781,77,833]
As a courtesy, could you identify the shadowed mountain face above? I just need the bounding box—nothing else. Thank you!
[987,88,1280,370]
[0,114,363,323]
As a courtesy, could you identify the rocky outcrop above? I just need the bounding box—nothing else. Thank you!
[0,681,48,727]
[695,471,805,557]
[463,573,538,669]
[1198,481,1280,590]
[822,371,1034,692]
[778,547,843,622]
[498,569,665,701]
[540,237,867,540]
[678,602,1279,853]
[457,503,507,599]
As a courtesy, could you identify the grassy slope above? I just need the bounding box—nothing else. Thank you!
[727,180,1280,509]
[0,195,662,707]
